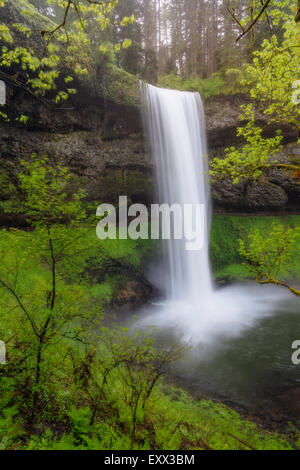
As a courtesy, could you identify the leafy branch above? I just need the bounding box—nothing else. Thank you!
[239,224,300,297]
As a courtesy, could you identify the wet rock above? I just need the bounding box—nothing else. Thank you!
[1,83,299,216]
[277,386,300,419]
[245,181,289,210]
[0,126,153,211]
[211,142,300,211]
[114,280,154,307]
[212,179,245,208]
[205,95,298,149]
[266,144,300,206]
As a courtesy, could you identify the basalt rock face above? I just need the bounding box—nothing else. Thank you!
[0,84,152,218]
[0,84,299,217]
[212,143,300,212]
[205,94,298,148]
[205,95,300,212]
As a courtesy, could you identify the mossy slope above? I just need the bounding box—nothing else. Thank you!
[210,214,300,282]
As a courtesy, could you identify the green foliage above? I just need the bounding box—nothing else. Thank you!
[210,215,300,282]
[242,1,300,132]
[210,3,299,183]
[98,41,117,66]
[0,405,24,449]
[158,72,223,99]
[155,386,294,450]
[1,208,300,448]
[239,223,297,280]
[0,155,100,427]
[0,154,182,451]
[100,64,139,106]
[239,222,300,295]
[210,106,284,183]
[2,154,86,225]
[98,324,183,447]
[68,407,93,448]
[158,69,248,99]
[0,0,137,120]
[209,3,300,296]
[0,378,24,449]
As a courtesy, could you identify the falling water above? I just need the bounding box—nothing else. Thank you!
[139,83,292,344]
[141,83,212,303]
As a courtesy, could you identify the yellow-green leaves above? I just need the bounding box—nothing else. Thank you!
[210,4,300,184]
[64,76,73,84]
[0,24,12,43]
[0,0,128,121]
[74,64,88,75]
[29,70,60,93]
[120,14,135,27]
[14,154,87,227]
[122,39,132,49]
[16,114,28,124]
[41,55,60,68]
[12,22,31,37]
[210,107,283,184]
[0,109,8,121]
[239,223,299,281]
[244,6,300,131]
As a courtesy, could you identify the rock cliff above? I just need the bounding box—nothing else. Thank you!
[1,84,299,218]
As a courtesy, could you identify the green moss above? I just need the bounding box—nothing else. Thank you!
[100,170,152,204]
[149,384,295,450]
[158,70,247,100]
[2,0,56,29]
[99,64,139,107]
[210,214,300,281]
[0,227,156,311]
[214,263,251,282]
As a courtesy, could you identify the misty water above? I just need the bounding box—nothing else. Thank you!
[136,83,300,420]
[135,286,300,417]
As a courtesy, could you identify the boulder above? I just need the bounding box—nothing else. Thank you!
[245,181,289,210]
[114,280,154,307]
[212,179,245,208]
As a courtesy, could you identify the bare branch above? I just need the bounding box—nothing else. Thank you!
[227,0,273,42]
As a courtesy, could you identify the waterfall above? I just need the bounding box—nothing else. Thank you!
[140,83,213,304]
[138,83,288,344]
